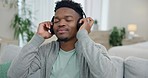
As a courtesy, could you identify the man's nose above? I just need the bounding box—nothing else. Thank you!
[59,19,66,27]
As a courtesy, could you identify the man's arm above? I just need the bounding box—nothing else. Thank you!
[76,17,116,78]
[7,34,45,78]
[77,17,116,78]
[76,30,116,78]
[8,21,53,78]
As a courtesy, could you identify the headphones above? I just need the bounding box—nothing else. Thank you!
[50,17,55,34]
[77,10,86,30]
[50,10,86,34]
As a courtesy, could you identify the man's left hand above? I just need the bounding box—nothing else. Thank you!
[79,17,94,33]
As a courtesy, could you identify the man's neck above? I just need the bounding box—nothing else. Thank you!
[60,38,77,52]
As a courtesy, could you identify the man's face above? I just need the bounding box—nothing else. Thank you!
[53,7,80,42]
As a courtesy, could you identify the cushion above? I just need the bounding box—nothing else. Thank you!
[0,62,11,78]
[0,44,21,64]
[124,56,148,78]
[110,56,124,78]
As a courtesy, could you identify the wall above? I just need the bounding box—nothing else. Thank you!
[0,2,18,44]
[108,0,148,40]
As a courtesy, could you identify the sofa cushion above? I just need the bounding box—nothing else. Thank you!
[0,62,11,78]
[110,56,124,78]
[0,44,21,64]
[124,56,148,78]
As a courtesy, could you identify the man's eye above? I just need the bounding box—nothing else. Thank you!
[66,19,72,22]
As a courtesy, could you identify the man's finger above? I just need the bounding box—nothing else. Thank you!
[88,17,94,27]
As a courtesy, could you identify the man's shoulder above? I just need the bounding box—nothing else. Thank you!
[37,41,59,55]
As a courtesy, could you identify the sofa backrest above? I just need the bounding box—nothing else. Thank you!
[108,42,148,59]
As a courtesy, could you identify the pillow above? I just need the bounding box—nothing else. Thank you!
[110,56,124,78]
[0,62,11,78]
[124,56,148,78]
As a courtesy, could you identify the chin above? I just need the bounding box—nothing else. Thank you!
[58,37,69,42]
[56,34,68,39]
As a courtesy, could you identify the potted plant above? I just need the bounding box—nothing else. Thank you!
[92,19,99,31]
[10,0,34,42]
[11,14,34,42]
[109,26,126,46]
[1,0,34,46]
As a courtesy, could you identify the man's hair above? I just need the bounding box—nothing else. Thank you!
[54,0,86,18]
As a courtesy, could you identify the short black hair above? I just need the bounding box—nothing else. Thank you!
[54,0,86,18]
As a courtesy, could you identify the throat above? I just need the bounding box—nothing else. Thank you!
[60,39,77,51]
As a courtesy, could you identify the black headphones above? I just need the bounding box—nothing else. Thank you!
[50,12,86,34]
[77,10,86,30]
[50,17,55,34]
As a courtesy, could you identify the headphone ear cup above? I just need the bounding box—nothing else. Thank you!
[50,16,55,34]
[77,18,83,30]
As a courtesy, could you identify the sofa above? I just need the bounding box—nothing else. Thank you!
[109,43,148,78]
[110,56,148,78]
[0,44,148,78]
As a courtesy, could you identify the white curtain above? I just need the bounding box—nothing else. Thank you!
[84,0,109,31]
[27,0,52,31]
[19,0,53,31]
[25,0,108,31]
[18,0,53,46]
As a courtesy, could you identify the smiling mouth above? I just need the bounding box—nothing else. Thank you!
[57,29,68,34]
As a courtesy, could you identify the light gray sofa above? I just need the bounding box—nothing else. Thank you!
[110,56,148,78]
[0,44,148,78]
[109,43,148,78]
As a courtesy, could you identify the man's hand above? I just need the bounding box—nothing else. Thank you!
[37,21,53,39]
[79,17,94,33]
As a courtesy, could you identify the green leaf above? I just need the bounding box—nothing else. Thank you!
[109,26,126,46]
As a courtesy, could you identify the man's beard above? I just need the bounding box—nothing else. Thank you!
[57,38,69,42]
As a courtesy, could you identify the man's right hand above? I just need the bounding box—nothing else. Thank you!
[37,21,53,39]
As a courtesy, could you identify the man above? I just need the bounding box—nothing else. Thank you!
[8,1,116,78]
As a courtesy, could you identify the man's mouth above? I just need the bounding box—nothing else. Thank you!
[57,29,68,34]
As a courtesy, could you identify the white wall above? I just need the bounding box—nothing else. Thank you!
[1,0,148,42]
[0,2,18,44]
[108,0,148,40]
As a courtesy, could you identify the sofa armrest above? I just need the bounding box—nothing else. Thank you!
[124,56,148,78]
